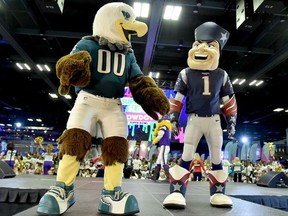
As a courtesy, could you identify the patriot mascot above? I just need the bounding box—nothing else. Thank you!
[37,2,169,215]
[163,22,237,208]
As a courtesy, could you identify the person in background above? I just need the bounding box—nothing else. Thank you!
[132,154,142,178]
[1,138,7,153]
[42,144,55,175]
[4,141,17,169]
[124,154,133,179]
[151,115,172,181]
[189,153,206,181]
[222,159,232,181]
[231,157,244,182]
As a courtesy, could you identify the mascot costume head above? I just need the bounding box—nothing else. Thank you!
[187,21,229,70]
[37,2,170,216]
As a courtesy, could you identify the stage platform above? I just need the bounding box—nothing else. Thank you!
[0,175,288,216]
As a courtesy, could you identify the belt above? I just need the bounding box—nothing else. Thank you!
[192,113,215,117]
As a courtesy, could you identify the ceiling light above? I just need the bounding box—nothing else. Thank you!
[196,0,202,6]
[255,80,263,86]
[133,2,150,18]
[163,5,182,20]
[16,63,23,70]
[149,72,160,79]
[249,80,257,86]
[16,62,31,70]
[273,108,284,112]
[239,79,246,85]
[193,6,199,14]
[24,63,31,70]
[64,95,72,99]
[37,64,51,72]
[232,78,239,84]
[249,80,263,86]
[232,78,246,85]
[49,93,58,98]
[15,122,22,128]
[36,119,42,122]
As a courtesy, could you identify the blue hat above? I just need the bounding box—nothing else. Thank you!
[195,22,229,49]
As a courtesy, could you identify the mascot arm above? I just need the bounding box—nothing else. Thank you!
[129,76,170,120]
[221,94,237,138]
[169,93,184,135]
[152,129,165,145]
[56,50,92,95]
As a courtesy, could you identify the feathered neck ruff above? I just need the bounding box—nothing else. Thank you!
[83,35,132,53]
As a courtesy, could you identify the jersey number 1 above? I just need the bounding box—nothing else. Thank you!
[202,76,211,95]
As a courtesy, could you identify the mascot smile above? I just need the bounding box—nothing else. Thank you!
[37,2,169,215]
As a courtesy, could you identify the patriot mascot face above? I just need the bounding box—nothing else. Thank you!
[187,40,220,71]
[187,21,230,71]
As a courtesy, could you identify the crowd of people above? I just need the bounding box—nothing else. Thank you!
[0,141,287,184]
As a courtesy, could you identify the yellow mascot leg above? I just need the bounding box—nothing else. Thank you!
[57,155,80,186]
[37,128,92,215]
[104,162,123,190]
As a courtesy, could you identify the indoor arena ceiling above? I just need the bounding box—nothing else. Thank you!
[0,0,288,142]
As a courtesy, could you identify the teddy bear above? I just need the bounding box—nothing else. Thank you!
[37,2,169,215]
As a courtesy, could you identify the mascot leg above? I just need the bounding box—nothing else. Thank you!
[37,128,92,215]
[163,165,190,208]
[151,164,161,181]
[163,164,170,179]
[98,137,139,215]
[208,170,233,207]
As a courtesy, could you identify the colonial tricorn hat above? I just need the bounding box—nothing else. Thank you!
[194,21,230,49]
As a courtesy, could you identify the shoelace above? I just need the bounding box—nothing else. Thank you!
[114,190,129,200]
[48,186,66,199]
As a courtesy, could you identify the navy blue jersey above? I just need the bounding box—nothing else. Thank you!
[72,38,143,98]
[174,68,234,116]
[158,126,171,147]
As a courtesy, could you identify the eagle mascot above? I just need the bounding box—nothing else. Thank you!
[37,2,169,215]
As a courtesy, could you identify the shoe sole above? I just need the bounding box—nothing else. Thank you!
[37,202,75,215]
[163,203,185,209]
[98,209,139,215]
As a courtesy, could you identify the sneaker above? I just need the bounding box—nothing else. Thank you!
[37,182,75,215]
[98,187,139,215]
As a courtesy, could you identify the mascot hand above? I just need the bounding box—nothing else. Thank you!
[172,121,180,136]
[227,124,236,139]
[152,138,159,145]
[56,51,92,95]
[129,76,170,120]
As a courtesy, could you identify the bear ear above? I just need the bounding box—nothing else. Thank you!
[58,85,70,96]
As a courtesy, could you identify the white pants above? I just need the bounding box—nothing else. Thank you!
[66,91,128,138]
[182,114,223,165]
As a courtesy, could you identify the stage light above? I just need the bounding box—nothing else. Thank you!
[241,136,248,144]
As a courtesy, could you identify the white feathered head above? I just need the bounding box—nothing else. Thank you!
[92,2,148,44]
